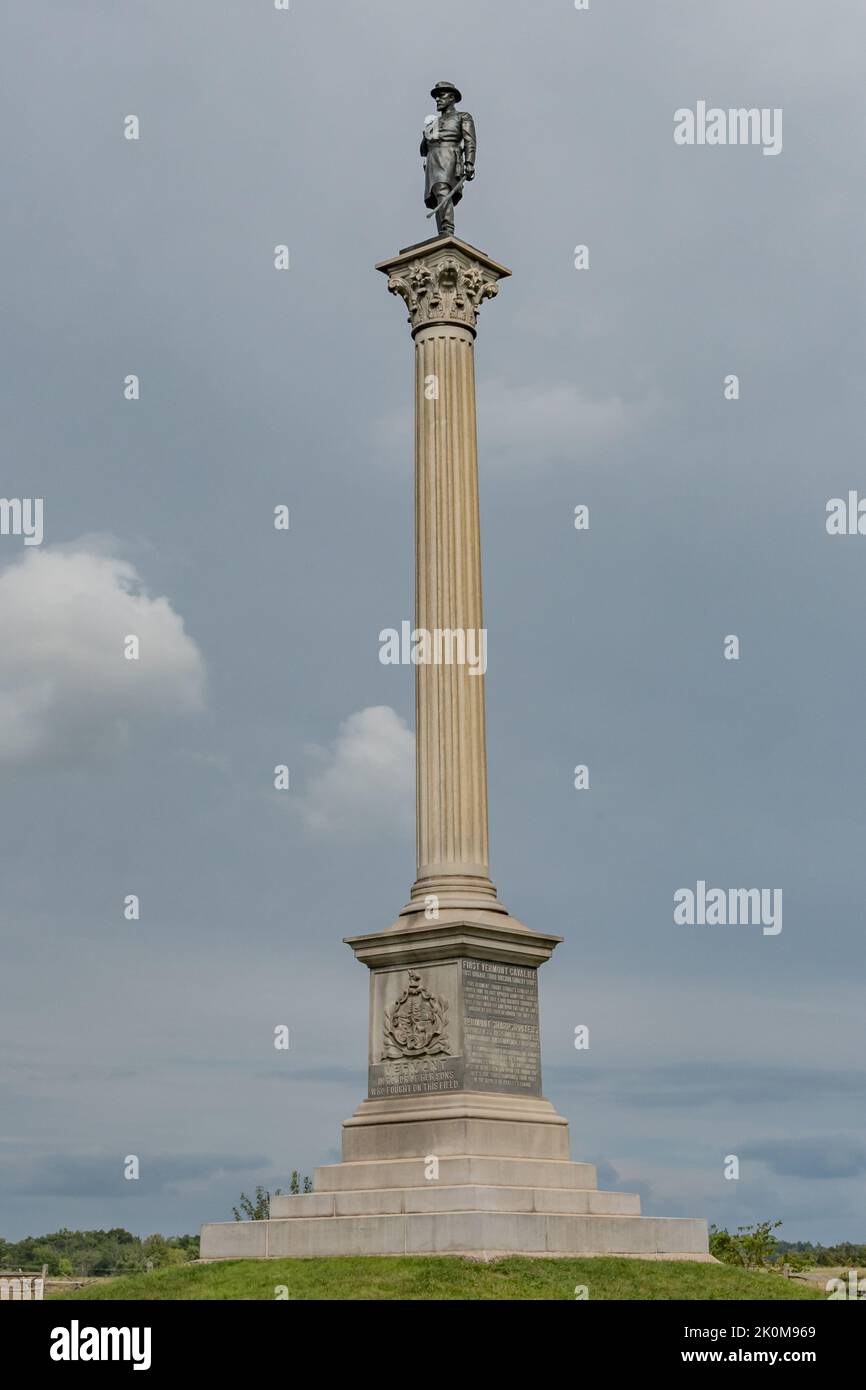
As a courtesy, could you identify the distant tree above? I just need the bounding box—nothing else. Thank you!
[0,1228,199,1276]
[737,1220,783,1268]
[140,1234,192,1268]
[173,1233,200,1258]
[782,1250,813,1273]
[710,1220,782,1268]
[232,1175,312,1219]
[708,1225,738,1264]
[117,1246,147,1274]
[232,1185,283,1221]
[28,1243,59,1275]
[154,1245,189,1268]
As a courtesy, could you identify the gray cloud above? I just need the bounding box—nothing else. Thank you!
[2,1154,267,1200]
[547,1063,866,1110]
[255,1066,366,1085]
[739,1138,866,1181]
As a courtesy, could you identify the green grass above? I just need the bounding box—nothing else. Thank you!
[50,1256,826,1301]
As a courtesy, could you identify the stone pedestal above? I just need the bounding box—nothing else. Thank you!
[199,236,710,1263]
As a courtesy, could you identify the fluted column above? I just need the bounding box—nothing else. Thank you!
[376,237,511,915]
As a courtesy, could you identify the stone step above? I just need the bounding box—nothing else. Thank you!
[271,1185,640,1219]
[200,1210,711,1261]
[314,1155,598,1192]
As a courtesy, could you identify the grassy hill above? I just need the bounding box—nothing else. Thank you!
[50,1256,826,1301]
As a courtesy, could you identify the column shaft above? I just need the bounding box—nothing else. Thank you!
[375,237,511,917]
[409,323,496,909]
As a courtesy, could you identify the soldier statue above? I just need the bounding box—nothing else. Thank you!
[421,81,476,238]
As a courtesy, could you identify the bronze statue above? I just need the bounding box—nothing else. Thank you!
[421,81,476,238]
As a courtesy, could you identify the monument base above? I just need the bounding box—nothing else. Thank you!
[200,912,709,1262]
[200,1095,710,1260]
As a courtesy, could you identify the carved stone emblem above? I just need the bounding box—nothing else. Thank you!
[382,969,450,1059]
[386,251,500,333]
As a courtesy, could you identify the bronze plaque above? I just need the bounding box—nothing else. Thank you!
[461,959,541,1096]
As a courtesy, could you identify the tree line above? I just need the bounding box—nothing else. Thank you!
[0,1228,199,1277]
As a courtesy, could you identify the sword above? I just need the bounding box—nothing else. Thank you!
[426,176,466,219]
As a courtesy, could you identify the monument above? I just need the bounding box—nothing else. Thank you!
[201,84,710,1261]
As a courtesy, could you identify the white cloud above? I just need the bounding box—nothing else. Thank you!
[0,546,205,766]
[298,705,413,837]
[477,379,657,467]
[376,379,659,472]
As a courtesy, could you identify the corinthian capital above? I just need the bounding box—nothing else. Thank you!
[376,236,510,336]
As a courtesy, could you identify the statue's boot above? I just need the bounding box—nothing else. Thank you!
[432,182,454,238]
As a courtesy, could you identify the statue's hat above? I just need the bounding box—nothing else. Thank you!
[431,80,462,102]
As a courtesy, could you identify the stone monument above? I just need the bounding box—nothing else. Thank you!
[200,86,710,1261]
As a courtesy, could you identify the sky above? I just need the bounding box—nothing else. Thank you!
[1,0,864,1247]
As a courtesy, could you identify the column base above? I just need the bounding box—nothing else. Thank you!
[401,871,507,917]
